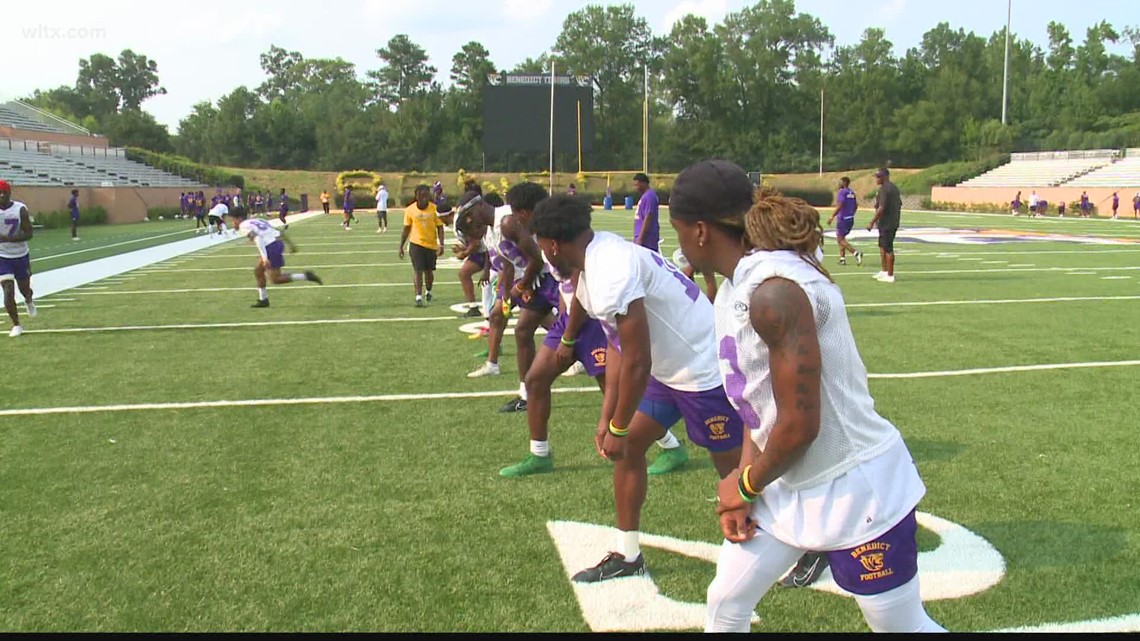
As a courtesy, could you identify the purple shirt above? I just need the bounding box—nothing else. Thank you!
[837,187,857,220]
[633,189,660,251]
[343,190,354,213]
[68,196,79,218]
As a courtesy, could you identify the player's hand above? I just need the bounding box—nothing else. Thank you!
[437,246,445,257]
[828,216,835,227]
[259,257,270,267]
[601,431,628,462]
[398,246,405,260]
[554,342,575,371]
[866,224,874,232]
[719,508,757,543]
[479,272,490,287]
[595,419,610,459]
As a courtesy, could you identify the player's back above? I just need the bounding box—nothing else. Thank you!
[0,200,29,258]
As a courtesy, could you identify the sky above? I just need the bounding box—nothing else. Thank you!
[5,0,1137,132]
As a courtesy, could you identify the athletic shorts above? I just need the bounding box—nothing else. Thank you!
[208,215,224,226]
[377,210,388,222]
[465,250,486,270]
[512,272,559,313]
[825,510,920,596]
[836,217,854,238]
[637,377,744,452]
[878,227,898,253]
[0,254,31,282]
[409,243,438,272]
[264,240,286,269]
[542,312,608,377]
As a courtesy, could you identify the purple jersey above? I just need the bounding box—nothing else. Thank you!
[634,189,660,251]
[343,190,354,213]
[837,187,857,220]
[68,196,79,218]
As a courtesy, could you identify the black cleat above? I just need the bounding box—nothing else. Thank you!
[461,306,483,318]
[251,299,270,308]
[572,552,646,583]
[779,552,829,588]
[498,397,527,413]
[305,271,323,285]
[425,291,433,302]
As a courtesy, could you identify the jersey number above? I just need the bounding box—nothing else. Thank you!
[649,253,700,302]
[4,219,18,236]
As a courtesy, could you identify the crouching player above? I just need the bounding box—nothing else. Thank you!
[230,207,323,308]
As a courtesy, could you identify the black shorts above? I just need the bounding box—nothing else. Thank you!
[878,227,898,253]
[377,210,388,223]
[208,215,224,226]
[409,243,438,272]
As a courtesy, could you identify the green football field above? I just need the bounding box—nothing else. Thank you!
[2,208,1138,632]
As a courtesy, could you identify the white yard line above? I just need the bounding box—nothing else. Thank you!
[25,317,458,334]
[3,359,1137,416]
[72,282,462,296]
[848,295,1140,309]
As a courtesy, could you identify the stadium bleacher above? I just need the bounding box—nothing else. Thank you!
[958,150,1118,188]
[0,146,204,188]
[1066,150,1140,188]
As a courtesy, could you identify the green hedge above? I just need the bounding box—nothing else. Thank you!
[33,206,108,229]
[921,198,1097,216]
[125,148,245,189]
[147,206,183,220]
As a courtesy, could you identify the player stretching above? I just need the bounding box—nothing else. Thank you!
[0,181,36,337]
[230,207,322,308]
[827,177,863,266]
[531,195,742,582]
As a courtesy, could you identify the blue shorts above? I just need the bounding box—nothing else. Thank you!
[512,272,559,313]
[265,240,286,269]
[826,510,920,596]
[836,217,854,238]
[637,377,744,452]
[0,254,31,282]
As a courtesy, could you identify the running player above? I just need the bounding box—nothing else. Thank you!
[342,186,355,230]
[667,160,943,632]
[827,177,863,266]
[207,200,229,237]
[530,194,743,583]
[0,180,37,337]
[231,207,322,308]
[278,189,290,228]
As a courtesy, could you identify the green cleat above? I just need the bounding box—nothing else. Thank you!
[500,453,554,478]
[647,445,689,476]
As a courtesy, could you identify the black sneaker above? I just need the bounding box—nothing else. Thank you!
[779,552,829,588]
[305,271,323,285]
[461,306,483,318]
[572,552,646,583]
[425,291,433,302]
[415,299,426,308]
[251,300,270,308]
[498,397,527,413]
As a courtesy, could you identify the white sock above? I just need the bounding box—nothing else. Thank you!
[289,273,306,282]
[618,530,641,562]
[530,440,550,457]
[656,431,680,450]
[518,381,528,401]
[257,288,268,301]
[855,577,946,632]
[416,295,423,301]
[481,282,495,317]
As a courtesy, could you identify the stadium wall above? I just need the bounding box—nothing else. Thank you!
[0,127,109,148]
[931,186,1137,213]
[12,186,186,224]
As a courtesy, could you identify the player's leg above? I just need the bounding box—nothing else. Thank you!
[502,344,562,477]
[71,217,78,239]
[469,300,505,378]
[16,268,35,319]
[705,531,806,632]
[458,258,479,306]
[424,260,436,302]
[1,278,20,332]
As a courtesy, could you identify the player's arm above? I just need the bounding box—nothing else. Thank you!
[829,193,842,224]
[9,206,34,242]
[436,220,446,256]
[253,234,270,262]
[279,231,298,253]
[599,300,652,461]
[503,216,544,292]
[867,194,884,230]
[498,261,516,301]
[398,213,412,258]
[742,278,820,491]
[561,270,588,342]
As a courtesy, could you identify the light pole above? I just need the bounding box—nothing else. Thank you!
[1001,0,1011,125]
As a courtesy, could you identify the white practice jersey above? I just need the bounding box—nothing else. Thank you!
[376,189,389,211]
[544,250,575,311]
[486,205,534,277]
[239,218,280,245]
[208,203,229,218]
[0,200,29,259]
[576,231,721,392]
[715,250,924,549]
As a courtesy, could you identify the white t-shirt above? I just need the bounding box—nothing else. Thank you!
[576,231,721,392]
[1029,193,1039,207]
[239,218,281,257]
[208,203,229,219]
[0,200,29,259]
[715,250,925,550]
[377,188,389,211]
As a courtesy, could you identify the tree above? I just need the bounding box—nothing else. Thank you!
[368,35,438,108]
[115,50,167,111]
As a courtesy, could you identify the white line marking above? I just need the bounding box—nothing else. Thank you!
[1007,264,1035,267]
[848,295,1140,309]
[980,261,1008,265]
[834,265,1140,278]
[869,360,1140,380]
[31,228,196,263]
[1067,272,1096,275]
[167,263,413,273]
[40,298,76,302]
[72,282,462,296]
[3,360,1137,416]
[1102,276,1132,280]
[25,317,458,334]
[76,286,109,290]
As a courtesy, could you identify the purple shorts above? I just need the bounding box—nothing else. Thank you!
[638,377,744,452]
[826,509,920,596]
[513,272,559,313]
[0,254,31,281]
[265,240,286,269]
[466,250,487,270]
[836,217,854,238]
[543,312,608,377]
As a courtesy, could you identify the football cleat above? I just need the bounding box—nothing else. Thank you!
[780,552,830,588]
[572,552,646,583]
[467,362,501,378]
[304,271,323,285]
[251,300,270,308]
[25,301,37,318]
[8,325,23,338]
[499,453,554,478]
[498,396,527,413]
[647,445,689,476]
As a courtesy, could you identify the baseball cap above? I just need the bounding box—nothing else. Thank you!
[875,168,890,178]
[0,180,10,192]
[669,159,755,222]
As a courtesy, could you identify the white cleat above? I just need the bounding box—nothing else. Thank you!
[467,362,501,379]
[25,301,37,318]
[72,237,80,241]
[874,271,887,281]
[9,325,23,338]
[855,251,864,267]
[561,361,587,377]
[879,274,896,283]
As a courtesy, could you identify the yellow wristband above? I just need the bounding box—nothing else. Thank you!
[740,465,759,496]
[608,421,630,437]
